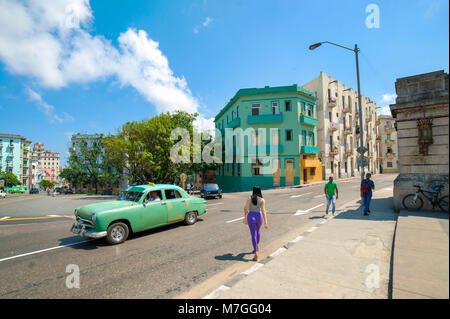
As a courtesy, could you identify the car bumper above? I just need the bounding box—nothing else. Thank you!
[71,222,106,239]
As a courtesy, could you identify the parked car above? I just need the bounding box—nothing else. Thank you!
[59,187,74,194]
[29,188,39,194]
[200,183,222,199]
[0,190,6,199]
[71,184,207,244]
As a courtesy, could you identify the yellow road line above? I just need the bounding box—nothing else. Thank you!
[0,216,69,222]
[0,195,43,206]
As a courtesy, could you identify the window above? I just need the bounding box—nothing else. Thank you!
[252,103,261,115]
[286,129,292,141]
[307,105,314,117]
[252,159,262,176]
[329,112,332,121]
[285,101,291,111]
[301,102,306,113]
[302,130,307,146]
[164,189,182,200]
[272,129,279,145]
[387,162,393,168]
[387,147,393,154]
[307,132,314,146]
[310,168,315,176]
[252,132,261,146]
[272,102,279,114]
[387,134,391,141]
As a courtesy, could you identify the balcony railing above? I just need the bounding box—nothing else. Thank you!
[328,98,337,108]
[329,122,339,132]
[342,106,351,113]
[365,116,372,123]
[328,146,338,156]
[385,126,394,134]
[343,128,352,135]
[386,152,396,158]
[300,114,318,126]
[227,117,241,129]
[300,145,319,154]
[385,139,395,147]
[344,148,353,157]
[376,134,381,141]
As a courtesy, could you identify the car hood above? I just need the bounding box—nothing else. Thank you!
[76,200,136,219]
[203,189,221,192]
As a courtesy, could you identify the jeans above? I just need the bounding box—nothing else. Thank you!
[326,195,336,214]
[363,193,372,213]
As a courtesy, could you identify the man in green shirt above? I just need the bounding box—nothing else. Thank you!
[324,176,339,216]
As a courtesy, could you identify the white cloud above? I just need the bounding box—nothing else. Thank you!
[0,0,200,115]
[193,115,215,136]
[377,93,397,115]
[26,88,74,123]
[194,17,213,34]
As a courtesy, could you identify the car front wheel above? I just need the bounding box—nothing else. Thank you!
[184,211,198,225]
[106,222,129,244]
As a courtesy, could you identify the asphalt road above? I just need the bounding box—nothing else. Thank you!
[0,174,396,298]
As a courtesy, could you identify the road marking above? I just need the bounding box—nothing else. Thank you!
[289,235,304,244]
[352,185,359,188]
[0,216,11,220]
[0,239,92,263]
[203,285,230,299]
[313,194,323,198]
[226,217,244,223]
[0,216,68,222]
[294,203,324,216]
[270,247,287,258]
[290,192,312,198]
[241,262,264,275]
[320,220,327,224]
[307,226,318,233]
[0,195,42,206]
[207,203,224,207]
[47,214,61,217]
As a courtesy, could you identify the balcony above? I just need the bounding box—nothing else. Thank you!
[247,113,283,124]
[300,145,319,154]
[227,117,241,129]
[355,112,359,118]
[376,118,381,126]
[386,152,396,159]
[301,158,321,168]
[299,114,318,126]
[385,126,394,134]
[328,98,337,108]
[328,146,338,156]
[344,149,353,157]
[329,122,339,132]
[385,139,395,147]
[343,128,352,136]
[365,116,372,123]
[376,134,381,141]
[342,106,351,113]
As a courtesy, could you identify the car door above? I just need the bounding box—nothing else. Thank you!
[163,189,188,223]
[139,190,167,230]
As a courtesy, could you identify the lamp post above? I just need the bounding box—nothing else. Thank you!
[309,41,366,182]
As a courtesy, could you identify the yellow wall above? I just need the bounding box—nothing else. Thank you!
[300,154,323,184]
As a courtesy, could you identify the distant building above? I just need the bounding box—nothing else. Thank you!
[389,70,449,212]
[214,84,322,192]
[0,134,32,190]
[32,142,60,185]
[376,115,398,173]
[303,71,380,179]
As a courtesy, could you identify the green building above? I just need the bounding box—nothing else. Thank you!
[214,84,323,193]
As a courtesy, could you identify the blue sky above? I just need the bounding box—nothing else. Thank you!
[0,0,448,165]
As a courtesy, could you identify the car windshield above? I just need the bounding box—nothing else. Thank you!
[118,191,144,202]
[204,184,219,189]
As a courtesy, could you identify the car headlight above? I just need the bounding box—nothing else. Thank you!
[91,213,96,222]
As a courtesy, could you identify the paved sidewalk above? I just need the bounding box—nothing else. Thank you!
[392,210,449,299]
[210,187,398,299]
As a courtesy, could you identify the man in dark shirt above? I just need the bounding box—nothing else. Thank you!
[360,173,375,215]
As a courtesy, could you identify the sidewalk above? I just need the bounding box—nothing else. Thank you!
[392,210,449,299]
[209,187,398,299]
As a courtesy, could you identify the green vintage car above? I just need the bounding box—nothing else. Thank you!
[70,184,207,244]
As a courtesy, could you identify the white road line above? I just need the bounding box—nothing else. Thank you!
[203,285,230,299]
[289,235,304,243]
[307,226,318,233]
[290,192,312,198]
[320,220,327,224]
[46,214,60,217]
[241,262,264,275]
[270,247,287,258]
[207,203,224,207]
[0,240,92,263]
[0,216,11,220]
[351,185,359,188]
[226,217,244,223]
[294,203,324,216]
[313,194,323,198]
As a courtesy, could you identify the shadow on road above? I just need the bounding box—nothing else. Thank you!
[331,198,398,222]
[215,251,253,262]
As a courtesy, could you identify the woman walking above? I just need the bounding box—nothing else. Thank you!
[244,186,269,261]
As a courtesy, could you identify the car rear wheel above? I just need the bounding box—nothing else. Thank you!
[184,211,198,225]
[106,222,129,244]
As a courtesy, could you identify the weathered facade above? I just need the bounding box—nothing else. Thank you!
[389,70,449,212]
[376,115,398,173]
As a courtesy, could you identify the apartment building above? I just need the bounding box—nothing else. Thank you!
[376,115,398,173]
[32,142,60,183]
[0,134,32,189]
[214,84,322,192]
[303,71,379,180]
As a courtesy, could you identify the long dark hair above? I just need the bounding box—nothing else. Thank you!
[251,186,263,205]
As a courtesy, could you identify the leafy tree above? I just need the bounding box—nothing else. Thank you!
[0,171,21,188]
[40,179,55,189]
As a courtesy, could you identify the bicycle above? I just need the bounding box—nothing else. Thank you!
[402,184,448,212]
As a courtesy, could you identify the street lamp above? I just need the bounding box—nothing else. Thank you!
[309,41,366,182]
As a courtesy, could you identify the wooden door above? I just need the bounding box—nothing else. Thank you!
[285,159,294,185]
[273,159,280,187]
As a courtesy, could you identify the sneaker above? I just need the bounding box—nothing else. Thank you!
[325,211,328,215]
[363,212,368,216]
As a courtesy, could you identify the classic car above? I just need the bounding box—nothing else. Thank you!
[71,184,207,244]
[200,183,222,199]
[29,188,39,194]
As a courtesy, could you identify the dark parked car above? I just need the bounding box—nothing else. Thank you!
[29,188,39,194]
[200,183,222,199]
[59,187,74,194]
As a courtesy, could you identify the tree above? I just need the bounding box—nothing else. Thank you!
[40,179,55,189]
[0,171,21,188]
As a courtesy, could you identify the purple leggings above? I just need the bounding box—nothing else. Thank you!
[248,211,263,252]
